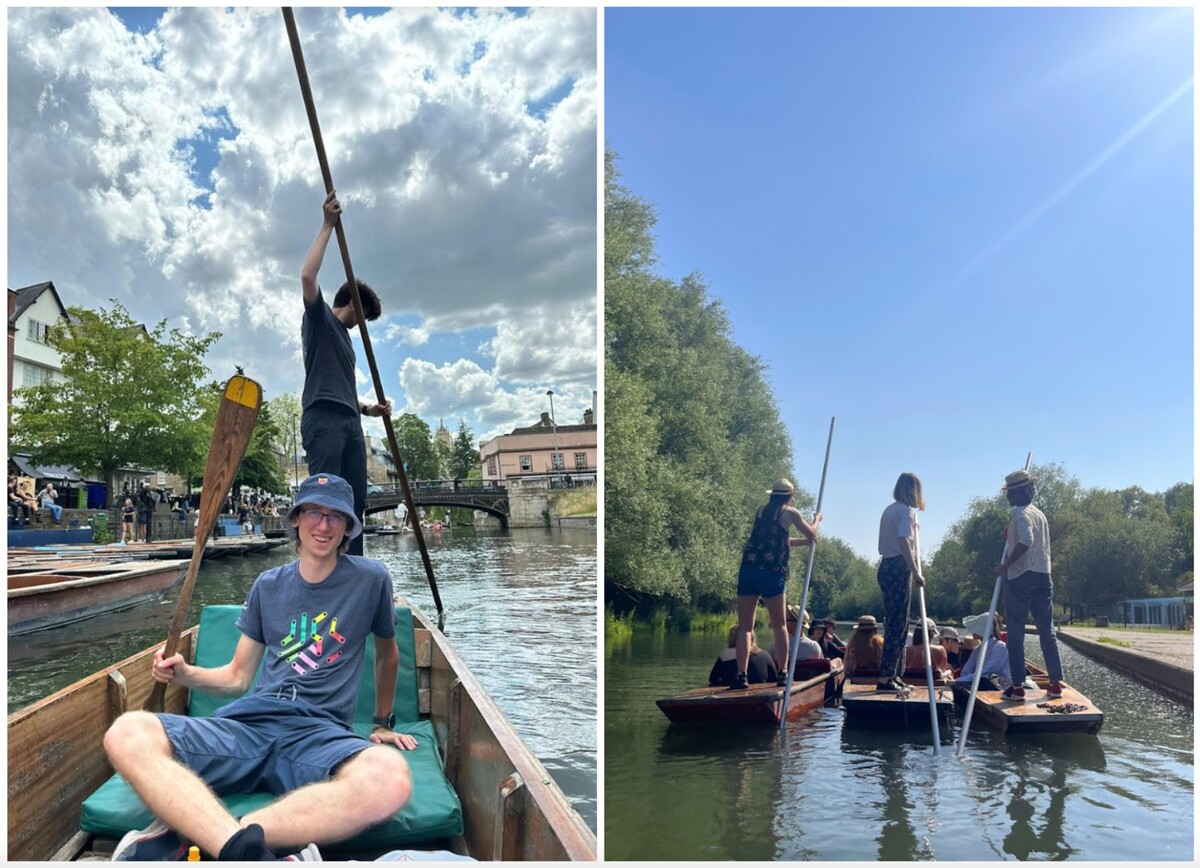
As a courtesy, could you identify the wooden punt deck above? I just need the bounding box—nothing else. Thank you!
[841,677,955,727]
[8,560,189,636]
[952,666,1103,735]
[8,595,596,861]
[657,661,844,725]
[8,536,288,564]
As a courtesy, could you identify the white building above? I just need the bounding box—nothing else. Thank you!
[8,281,71,404]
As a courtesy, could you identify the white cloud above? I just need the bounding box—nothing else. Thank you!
[8,7,597,436]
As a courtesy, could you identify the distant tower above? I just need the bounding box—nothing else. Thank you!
[435,418,452,449]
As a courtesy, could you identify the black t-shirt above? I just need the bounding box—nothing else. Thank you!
[708,650,778,686]
[301,289,359,415]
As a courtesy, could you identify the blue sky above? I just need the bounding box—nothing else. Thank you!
[10,7,597,445]
[606,7,1193,561]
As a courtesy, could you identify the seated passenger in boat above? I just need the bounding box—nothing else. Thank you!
[903,620,951,680]
[808,621,844,660]
[938,626,965,667]
[952,612,1012,692]
[843,615,884,677]
[710,626,778,686]
[821,618,847,658]
[102,474,417,862]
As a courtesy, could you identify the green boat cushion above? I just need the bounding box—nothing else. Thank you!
[81,604,461,848]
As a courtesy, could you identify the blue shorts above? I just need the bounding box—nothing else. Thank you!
[156,694,371,795]
[736,563,786,599]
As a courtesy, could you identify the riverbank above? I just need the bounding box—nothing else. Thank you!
[1057,626,1193,701]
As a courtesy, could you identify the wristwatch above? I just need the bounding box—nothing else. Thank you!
[372,713,395,730]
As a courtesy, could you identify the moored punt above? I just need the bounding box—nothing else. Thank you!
[841,676,955,728]
[8,559,189,636]
[951,664,1103,735]
[657,659,845,725]
[7,536,288,564]
[7,596,596,861]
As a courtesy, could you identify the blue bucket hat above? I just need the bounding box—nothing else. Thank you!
[289,473,362,541]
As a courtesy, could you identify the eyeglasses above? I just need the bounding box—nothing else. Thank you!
[300,508,348,528]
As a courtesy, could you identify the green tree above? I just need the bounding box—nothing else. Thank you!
[434,438,453,479]
[9,300,220,506]
[265,393,303,487]
[605,149,799,616]
[449,420,478,480]
[393,414,440,480]
[234,401,287,495]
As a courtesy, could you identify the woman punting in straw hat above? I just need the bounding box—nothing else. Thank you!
[729,478,821,691]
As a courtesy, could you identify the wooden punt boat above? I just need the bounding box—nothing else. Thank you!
[656,659,845,725]
[7,595,596,861]
[951,663,1103,735]
[841,668,956,728]
[8,560,189,636]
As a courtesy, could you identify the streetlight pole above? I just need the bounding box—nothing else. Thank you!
[546,389,559,481]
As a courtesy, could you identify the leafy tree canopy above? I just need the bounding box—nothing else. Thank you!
[393,414,441,481]
[449,420,478,480]
[9,300,220,505]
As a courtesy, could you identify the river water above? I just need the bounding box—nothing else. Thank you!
[8,526,597,833]
[605,627,1193,861]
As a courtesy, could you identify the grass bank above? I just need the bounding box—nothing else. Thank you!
[552,487,596,517]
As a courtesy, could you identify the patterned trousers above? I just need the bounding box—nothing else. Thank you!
[877,555,912,680]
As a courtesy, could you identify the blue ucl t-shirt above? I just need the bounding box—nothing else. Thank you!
[236,555,396,726]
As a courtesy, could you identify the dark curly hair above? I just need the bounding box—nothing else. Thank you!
[333,279,382,321]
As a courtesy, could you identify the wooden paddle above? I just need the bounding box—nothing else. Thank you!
[779,417,835,728]
[144,374,262,712]
[281,7,443,619]
[955,450,1033,756]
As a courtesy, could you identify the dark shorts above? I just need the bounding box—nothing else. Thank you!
[737,563,786,599]
[156,694,372,796]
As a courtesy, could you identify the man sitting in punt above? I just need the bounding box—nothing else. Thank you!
[103,474,417,861]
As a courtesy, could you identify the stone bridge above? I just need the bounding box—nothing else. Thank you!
[365,481,510,529]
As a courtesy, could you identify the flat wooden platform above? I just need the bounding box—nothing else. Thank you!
[952,680,1103,734]
[841,681,955,727]
[657,663,844,725]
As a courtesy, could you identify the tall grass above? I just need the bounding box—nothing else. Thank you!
[552,487,597,517]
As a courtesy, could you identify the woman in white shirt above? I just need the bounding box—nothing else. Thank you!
[875,473,925,693]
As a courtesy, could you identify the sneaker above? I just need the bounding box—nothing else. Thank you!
[728,673,749,691]
[1045,681,1063,699]
[282,843,323,861]
[1001,686,1026,701]
[877,679,911,694]
[776,673,788,687]
[112,818,188,861]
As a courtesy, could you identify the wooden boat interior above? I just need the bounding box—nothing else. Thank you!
[7,597,596,861]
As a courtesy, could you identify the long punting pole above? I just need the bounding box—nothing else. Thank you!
[913,525,941,753]
[282,8,443,618]
[779,417,835,729]
[956,451,1033,756]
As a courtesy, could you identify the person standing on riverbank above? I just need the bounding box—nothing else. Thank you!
[730,478,821,690]
[992,469,1065,701]
[103,473,416,861]
[300,190,393,557]
[876,472,926,694]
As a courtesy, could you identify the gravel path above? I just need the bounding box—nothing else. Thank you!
[1056,627,1194,671]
